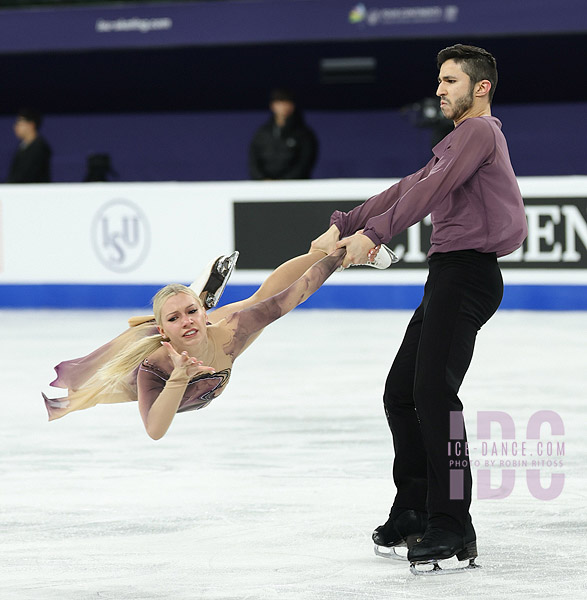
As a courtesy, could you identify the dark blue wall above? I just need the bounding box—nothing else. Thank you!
[1,103,586,183]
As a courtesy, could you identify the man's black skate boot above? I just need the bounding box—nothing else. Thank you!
[407,527,463,563]
[407,521,478,572]
[457,518,478,563]
[372,509,428,559]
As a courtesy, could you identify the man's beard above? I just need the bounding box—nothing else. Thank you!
[442,88,474,121]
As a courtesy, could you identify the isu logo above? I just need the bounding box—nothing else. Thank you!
[92,199,150,272]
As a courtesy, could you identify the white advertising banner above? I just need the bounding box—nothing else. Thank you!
[1,182,234,284]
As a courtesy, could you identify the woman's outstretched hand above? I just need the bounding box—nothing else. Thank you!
[161,341,216,378]
[310,224,340,255]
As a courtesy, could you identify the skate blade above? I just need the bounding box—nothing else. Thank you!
[410,558,480,576]
[218,250,239,277]
[374,544,408,562]
[206,251,239,308]
[194,251,239,309]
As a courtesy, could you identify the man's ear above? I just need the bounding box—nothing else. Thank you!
[475,79,492,99]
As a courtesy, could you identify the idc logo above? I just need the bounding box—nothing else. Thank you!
[91,199,150,273]
[448,410,565,501]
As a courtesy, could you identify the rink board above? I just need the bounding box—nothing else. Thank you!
[1,178,586,310]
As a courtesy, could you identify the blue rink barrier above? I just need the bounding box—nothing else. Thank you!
[0,284,586,311]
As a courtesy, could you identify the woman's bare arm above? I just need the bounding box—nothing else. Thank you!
[138,343,214,440]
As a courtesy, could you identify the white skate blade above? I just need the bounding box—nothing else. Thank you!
[410,557,480,576]
[374,544,408,561]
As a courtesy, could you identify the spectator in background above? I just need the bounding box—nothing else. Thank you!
[84,153,117,182]
[6,108,51,183]
[249,89,318,180]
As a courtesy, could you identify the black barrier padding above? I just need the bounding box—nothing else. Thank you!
[234,200,358,270]
[234,197,587,270]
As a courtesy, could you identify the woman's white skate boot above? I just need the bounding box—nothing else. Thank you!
[337,244,399,271]
[189,251,239,309]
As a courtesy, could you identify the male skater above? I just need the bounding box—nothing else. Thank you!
[312,44,527,570]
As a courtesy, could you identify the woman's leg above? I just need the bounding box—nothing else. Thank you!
[251,250,328,301]
[209,249,327,321]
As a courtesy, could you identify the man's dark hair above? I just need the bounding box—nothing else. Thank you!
[17,107,43,130]
[437,44,498,103]
[270,88,295,103]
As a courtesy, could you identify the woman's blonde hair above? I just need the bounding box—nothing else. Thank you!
[67,284,203,409]
[102,284,202,380]
[152,283,202,327]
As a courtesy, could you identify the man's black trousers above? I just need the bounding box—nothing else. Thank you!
[383,250,504,535]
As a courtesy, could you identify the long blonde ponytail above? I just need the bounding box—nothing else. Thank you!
[48,322,161,417]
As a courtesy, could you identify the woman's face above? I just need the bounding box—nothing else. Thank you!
[158,293,207,349]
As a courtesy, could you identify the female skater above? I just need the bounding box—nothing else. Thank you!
[44,247,349,439]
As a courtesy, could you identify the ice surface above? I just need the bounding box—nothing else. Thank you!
[1,309,586,599]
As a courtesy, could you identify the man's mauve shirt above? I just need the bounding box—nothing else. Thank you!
[331,116,527,258]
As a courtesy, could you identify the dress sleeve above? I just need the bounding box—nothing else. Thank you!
[136,364,165,417]
[224,249,345,358]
